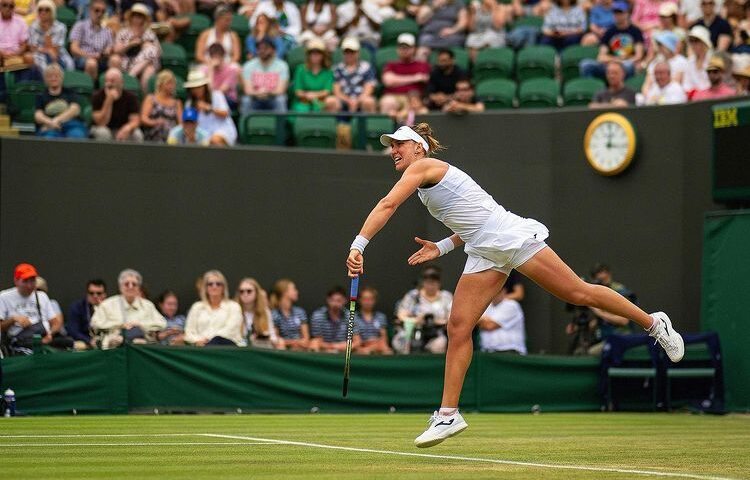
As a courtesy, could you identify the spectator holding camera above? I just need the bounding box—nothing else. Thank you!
[566,263,636,355]
[156,290,185,346]
[395,265,452,354]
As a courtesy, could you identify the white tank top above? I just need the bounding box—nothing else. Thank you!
[417,165,507,242]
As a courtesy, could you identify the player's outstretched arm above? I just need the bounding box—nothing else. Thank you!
[407,234,464,266]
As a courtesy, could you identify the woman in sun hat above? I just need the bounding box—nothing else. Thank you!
[346,122,685,447]
[183,68,238,146]
[111,2,162,91]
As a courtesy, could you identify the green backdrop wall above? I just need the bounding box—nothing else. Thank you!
[0,101,721,355]
[701,211,750,411]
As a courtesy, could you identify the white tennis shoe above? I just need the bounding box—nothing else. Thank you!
[414,410,468,448]
[649,312,684,363]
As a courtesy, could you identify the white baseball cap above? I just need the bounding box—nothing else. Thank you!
[380,126,429,152]
[341,37,360,51]
[397,33,416,46]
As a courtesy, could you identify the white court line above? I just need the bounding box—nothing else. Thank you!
[0,442,277,447]
[202,433,738,480]
[0,434,199,438]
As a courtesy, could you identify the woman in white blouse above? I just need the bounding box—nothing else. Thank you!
[184,270,243,346]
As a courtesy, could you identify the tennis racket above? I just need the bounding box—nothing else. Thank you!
[342,275,359,397]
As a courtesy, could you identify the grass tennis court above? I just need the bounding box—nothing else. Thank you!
[1,413,748,479]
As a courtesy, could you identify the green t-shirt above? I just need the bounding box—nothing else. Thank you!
[293,65,334,99]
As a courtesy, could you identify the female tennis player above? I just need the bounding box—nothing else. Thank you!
[345,123,684,448]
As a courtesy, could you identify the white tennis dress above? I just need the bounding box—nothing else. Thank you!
[417,164,549,275]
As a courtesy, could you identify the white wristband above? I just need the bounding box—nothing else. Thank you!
[436,237,455,257]
[350,235,369,253]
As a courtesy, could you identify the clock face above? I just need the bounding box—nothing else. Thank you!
[584,113,636,176]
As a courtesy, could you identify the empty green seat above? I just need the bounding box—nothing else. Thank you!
[7,81,45,124]
[380,18,419,47]
[285,46,307,77]
[428,47,470,72]
[160,42,189,80]
[375,46,399,74]
[625,71,646,92]
[518,78,559,108]
[293,115,337,149]
[351,116,394,150]
[516,45,556,81]
[563,77,605,106]
[239,115,282,145]
[231,14,250,38]
[473,47,515,83]
[560,44,599,81]
[177,13,211,61]
[56,6,77,30]
[63,70,94,96]
[476,78,516,109]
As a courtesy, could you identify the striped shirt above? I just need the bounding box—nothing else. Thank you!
[69,19,113,56]
[542,5,586,33]
[355,311,387,342]
[310,307,357,343]
[272,306,308,340]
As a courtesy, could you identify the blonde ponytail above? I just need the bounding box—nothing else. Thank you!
[411,122,446,154]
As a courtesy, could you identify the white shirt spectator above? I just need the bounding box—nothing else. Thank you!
[184,300,244,346]
[648,54,689,82]
[336,0,385,45]
[680,0,723,24]
[251,0,302,40]
[641,80,688,104]
[0,287,55,338]
[91,295,166,333]
[479,298,527,354]
[682,54,711,93]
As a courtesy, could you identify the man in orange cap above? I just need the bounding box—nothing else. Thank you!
[0,263,70,355]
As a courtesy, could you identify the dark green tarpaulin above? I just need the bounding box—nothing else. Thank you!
[3,346,600,415]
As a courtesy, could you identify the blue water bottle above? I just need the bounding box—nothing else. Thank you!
[4,388,16,417]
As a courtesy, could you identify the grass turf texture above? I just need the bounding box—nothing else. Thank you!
[1,413,748,479]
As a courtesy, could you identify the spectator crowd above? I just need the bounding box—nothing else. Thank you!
[0,262,530,357]
[2,0,748,144]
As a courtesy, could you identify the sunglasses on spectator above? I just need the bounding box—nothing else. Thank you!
[91,7,104,12]
[38,7,51,11]
[0,3,15,7]
[122,281,139,287]
[701,1,714,5]
[88,290,105,296]
[343,49,356,53]
[206,281,224,287]
[239,288,255,294]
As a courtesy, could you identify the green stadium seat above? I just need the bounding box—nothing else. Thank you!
[511,15,543,29]
[428,47,470,72]
[176,13,212,61]
[380,18,419,47]
[293,115,337,149]
[285,46,307,77]
[332,48,374,66]
[56,6,77,30]
[518,77,559,108]
[560,44,599,81]
[351,116,395,150]
[473,47,515,83]
[375,46,399,74]
[7,80,45,124]
[563,77,605,106]
[231,14,250,38]
[146,73,187,100]
[63,70,94,97]
[239,114,283,145]
[625,71,646,92]
[160,43,189,80]
[476,78,516,109]
[516,45,556,81]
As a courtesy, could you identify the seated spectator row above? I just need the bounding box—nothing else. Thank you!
[0,263,528,356]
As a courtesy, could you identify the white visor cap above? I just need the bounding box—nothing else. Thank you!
[380,126,429,153]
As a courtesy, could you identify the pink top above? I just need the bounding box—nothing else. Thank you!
[0,14,29,53]
[692,84,736,101]
[201,63,241,102]
[632,0,662,31]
